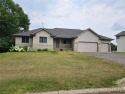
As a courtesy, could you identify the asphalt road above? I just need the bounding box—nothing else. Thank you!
[86,52,125,65]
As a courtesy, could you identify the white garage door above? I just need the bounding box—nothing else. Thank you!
[78,42,97,52]
[100,44,109,52]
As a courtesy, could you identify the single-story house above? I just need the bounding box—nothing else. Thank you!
[116,31,125,52]
[14,28,113,52]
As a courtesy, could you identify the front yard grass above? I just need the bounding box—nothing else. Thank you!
[0,51,125,94]
[118,52,125,54]
[114,52,125,54]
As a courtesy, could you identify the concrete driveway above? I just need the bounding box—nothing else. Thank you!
[86,52,125,65]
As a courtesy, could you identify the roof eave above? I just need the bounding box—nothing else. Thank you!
[115,35,125,37]
[99,38,114,41]
[53,37,73,39]
[42,28,54,36]
[13,34,31,37]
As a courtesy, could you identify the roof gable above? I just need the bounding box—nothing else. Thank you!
[83,28,113,41]
[84,28,100,37]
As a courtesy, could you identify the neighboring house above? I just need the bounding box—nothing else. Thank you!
[116,31,125,52]
[13,28,113,52]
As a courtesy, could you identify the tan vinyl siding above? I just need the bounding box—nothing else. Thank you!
[33,30,53,49]
[15,37,33,47]
[101,40,110,44]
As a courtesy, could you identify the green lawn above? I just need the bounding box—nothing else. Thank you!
[117,52,125,54]
[0,51,125,94]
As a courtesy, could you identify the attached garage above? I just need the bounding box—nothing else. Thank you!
[77,42,98,52]
[100,43,109,52]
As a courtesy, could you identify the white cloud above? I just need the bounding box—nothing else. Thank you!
[13,0,125,43]
[48,0,74,17]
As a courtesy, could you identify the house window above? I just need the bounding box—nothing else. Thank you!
[63,40,71,44]
[39,37,47,43]
[63,40,67,44]
[22,37,29,43]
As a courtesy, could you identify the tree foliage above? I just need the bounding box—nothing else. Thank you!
[0,0,30,52]
[111,43,117,52]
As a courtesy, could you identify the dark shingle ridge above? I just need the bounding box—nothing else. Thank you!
[54,28,82,30]
[116,31,125,37]
[13,28,113,40]
[85,28,100,37]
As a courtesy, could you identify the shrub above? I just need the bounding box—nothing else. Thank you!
[9,46,30,52]
[23,46,30,52]
[111,43,117,52]
[37,49,42,52]
[37,48,48,52]
[42,48,48,51]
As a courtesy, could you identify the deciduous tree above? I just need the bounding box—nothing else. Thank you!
[0,0,30,52]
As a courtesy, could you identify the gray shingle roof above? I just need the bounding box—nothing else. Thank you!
[13,28,43,36]
[46,28,83,38]
[14,28,83,38]
[13,28,113,40]
[99,35,113,40]
[116,31,125,37]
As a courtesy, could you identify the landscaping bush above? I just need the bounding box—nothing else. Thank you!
[23,46,30,52]
[37,49,42,52]
[37,48,48,52]
[42,48,48,51]
[111,43,117,52]
[9,46,30,52]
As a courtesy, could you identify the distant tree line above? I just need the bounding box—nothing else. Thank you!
[111,43,117,52]
[0,0,30,52]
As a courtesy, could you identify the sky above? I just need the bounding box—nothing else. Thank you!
[13,0,125,43]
